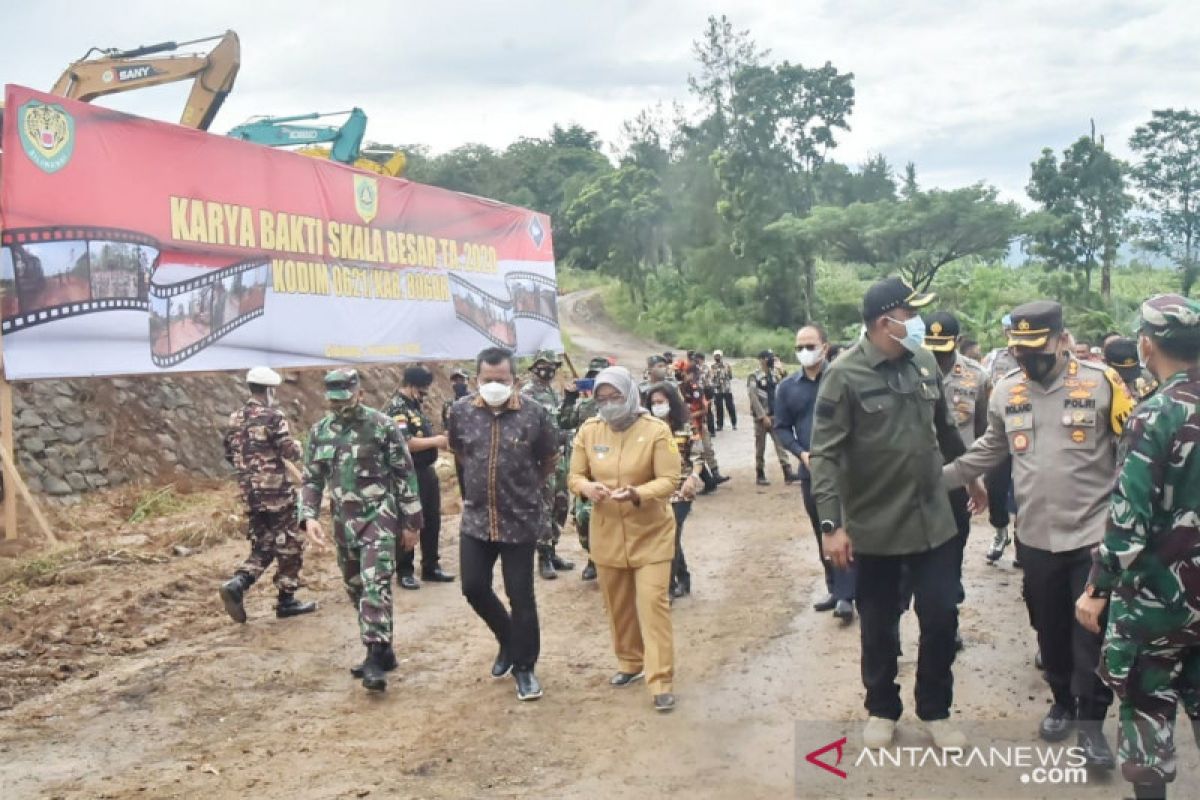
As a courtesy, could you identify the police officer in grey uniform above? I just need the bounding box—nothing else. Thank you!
[944,300,1134,769]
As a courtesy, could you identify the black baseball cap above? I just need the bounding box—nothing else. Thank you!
[757,349,775,360]
[862,277,935,322]
[923,311,960,353]
[1103,337,1140,383]
[1007,301,1064,348]
[403,366,434,388]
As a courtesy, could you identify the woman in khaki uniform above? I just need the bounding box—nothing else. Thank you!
[569,366,682,712]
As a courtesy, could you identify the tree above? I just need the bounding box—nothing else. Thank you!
[786,184,1022,290]
[687,15,769,147]
[714,59,855,326]
[563,166,669,307]
[1026,133,1131,300]
[1129,108,1200,295]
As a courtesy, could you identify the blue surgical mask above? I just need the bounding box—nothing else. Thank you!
[885,315,926,354]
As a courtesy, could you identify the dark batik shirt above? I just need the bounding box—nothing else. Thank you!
[447,391,558,544]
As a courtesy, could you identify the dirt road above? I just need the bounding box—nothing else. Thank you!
[2,291,1197,799]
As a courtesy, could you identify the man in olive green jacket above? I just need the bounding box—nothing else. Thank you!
[810,277,984,750]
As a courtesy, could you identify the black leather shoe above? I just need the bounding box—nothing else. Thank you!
[813,594,837,612]
[219,573,252,623]
[421,566,456,583]
[275,593,318,618]
[514,669,543,701]
[610,670,644,687]
[398,574,421,591]
[654,693,676,713]
[1077,727,1115,770]
[581,560,597,581]
[491,647,512,679]
[350,645,397,678]
[833,599,855,622]
[712,470,731,485]
[1039,703,1075,742]
[550,551,575,571]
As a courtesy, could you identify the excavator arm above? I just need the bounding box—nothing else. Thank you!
[49,31,240,130]
[228,108,406,176]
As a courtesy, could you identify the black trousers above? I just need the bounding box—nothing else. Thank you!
[459,534,540,670]
[800,479,856,601]
[857,538,959,721]
[399,464,441,576]
[671,501,692,590]
[985,455,1013,530]
[1021,544,1113,719]
[714,392,737,429]
[948,487,971,604]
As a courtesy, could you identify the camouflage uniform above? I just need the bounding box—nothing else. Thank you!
[561,357,610,554]
[223,397,305,592]
[300,372,424,646]
[521,351,571,555]
[1089,295,1200,791]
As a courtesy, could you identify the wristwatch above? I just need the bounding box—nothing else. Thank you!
[820,520,838,535]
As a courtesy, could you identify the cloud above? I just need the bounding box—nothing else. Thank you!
[4,0,1198,205]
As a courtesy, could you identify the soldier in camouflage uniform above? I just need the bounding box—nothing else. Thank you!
[1105,337,1160,404]
[300,369,425,692]
[561,356,611,581]
[220,367,319,623]
[1077,294,1200,800]
[521,350,576,580]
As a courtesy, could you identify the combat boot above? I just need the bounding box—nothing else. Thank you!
[350,644,397,678]
[698,467,718,495]
[550,547,575,572]
[361,643,390,691]
[219,573,253,623]
[756,470,770,487]
[275,592,318,618]
[538,546,558,580]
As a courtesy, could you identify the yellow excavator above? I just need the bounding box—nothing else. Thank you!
[1,30,239,137]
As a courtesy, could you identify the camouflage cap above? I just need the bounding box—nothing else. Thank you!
[324,368,360,400]
[1139,293,1200,340]
[531,349,562,367]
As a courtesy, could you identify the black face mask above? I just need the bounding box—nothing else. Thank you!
[453,383,469,399]
[1016,352,1059,382]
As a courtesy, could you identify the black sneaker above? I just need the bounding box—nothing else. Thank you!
[610,670,644,687]
[514,669,543,701]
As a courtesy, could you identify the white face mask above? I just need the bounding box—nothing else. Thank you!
[651,403,671,418]
[478,381,513,407]
[797,347,823,368]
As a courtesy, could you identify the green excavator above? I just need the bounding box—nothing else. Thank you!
[226,108,405,176]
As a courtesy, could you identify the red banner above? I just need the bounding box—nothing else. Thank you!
[0,85,561,379]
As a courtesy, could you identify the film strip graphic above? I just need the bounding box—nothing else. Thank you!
[149,258,269,368]
[1,226,156,333]
[505,270,560,327]
[449,273,517,348]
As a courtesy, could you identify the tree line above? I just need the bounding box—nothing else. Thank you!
[380,16,1200,351]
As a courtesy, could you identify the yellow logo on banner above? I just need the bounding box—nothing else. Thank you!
[354,175,378,224]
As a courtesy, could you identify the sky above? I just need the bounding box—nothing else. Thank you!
[4,0,1197,204]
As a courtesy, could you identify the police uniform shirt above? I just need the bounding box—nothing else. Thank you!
[943,352,990,446]
[944,356,1133,552]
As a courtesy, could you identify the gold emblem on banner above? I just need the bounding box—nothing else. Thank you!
[354,175,379,224]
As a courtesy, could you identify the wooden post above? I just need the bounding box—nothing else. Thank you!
[0,345,15,541]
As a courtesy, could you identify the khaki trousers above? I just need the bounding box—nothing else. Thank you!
[596,560,674,694]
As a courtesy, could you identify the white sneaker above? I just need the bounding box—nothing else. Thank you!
[863,716,896,748]
[926,719,967,750]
